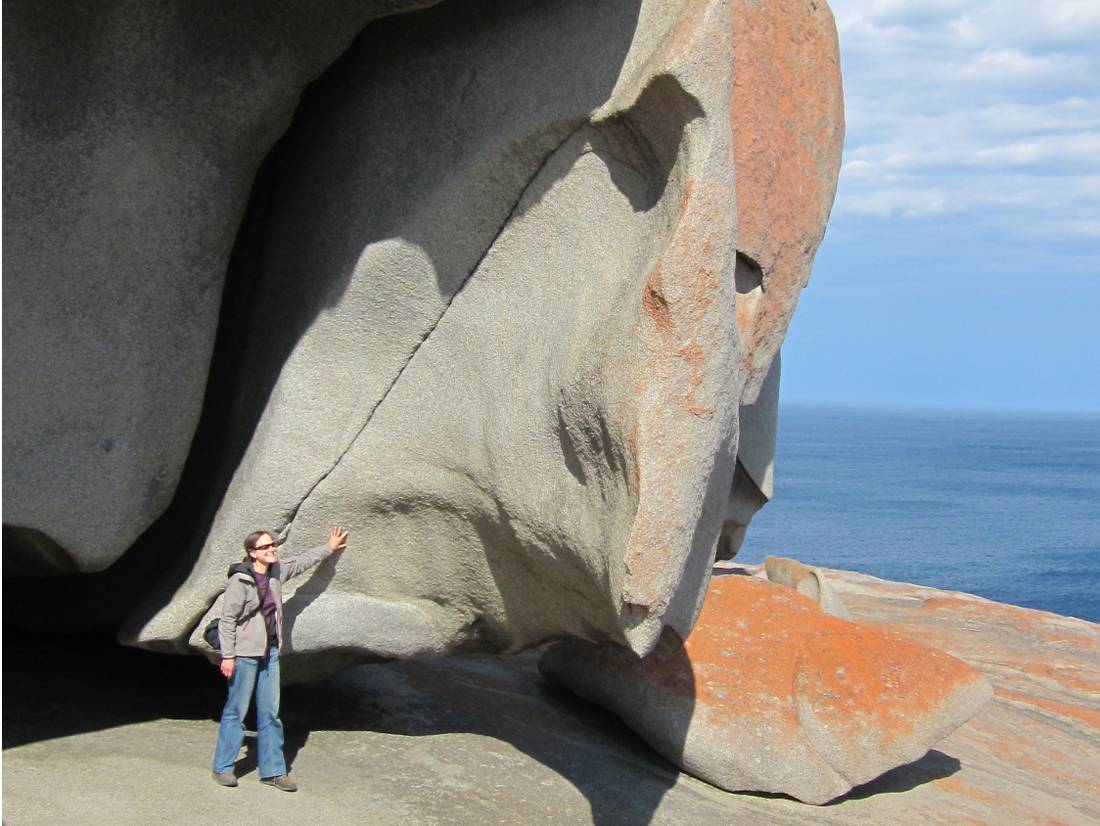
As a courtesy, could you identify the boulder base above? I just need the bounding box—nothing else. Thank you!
[540,572,992,804]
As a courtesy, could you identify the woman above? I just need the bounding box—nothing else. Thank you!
[211,525,349,791]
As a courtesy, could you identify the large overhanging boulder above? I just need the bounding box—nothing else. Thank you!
[2,0,436,574]
[5,0,844,670]
[132,0,843,668]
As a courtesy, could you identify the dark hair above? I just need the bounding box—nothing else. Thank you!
[242,529,275,562]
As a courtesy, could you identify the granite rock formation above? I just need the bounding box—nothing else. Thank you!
[122,0,843,665]
[765,554,852,619]
[6,569,1096,823]
[539,572,994,804]
[5,0,843,669]
[2,0,438,575]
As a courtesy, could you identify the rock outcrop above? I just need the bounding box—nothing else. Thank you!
[6,0,843,684]
[96,0,842,665]
[765,554,851,619]
[540,572,993,804]
[3,0,437,574]
[7,570,1095,823]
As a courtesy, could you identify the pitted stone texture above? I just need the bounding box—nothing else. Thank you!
[2,0,435,573]
[765,555,851,619]
[540,573,992,805]
[125,0,843,669]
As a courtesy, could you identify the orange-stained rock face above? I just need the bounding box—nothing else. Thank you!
[729,0,844,388]
[802,564,1100,820]
[541,573,993,804]
[691,576,991,743]
[616,0,844,653]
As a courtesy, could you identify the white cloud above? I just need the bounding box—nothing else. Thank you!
[947,1,1100,48]
[964,98,1098,135]
[826,0,1100,245]
[954,48,1082,82]
[1071,174,1100,196]
[836,0,1100,47]
[1028,219,1100,239]
[973,133,1100,165]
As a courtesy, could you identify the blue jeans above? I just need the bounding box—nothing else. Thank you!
[212,647,286,778]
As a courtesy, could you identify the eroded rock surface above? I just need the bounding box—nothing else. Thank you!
[765,554,851,619]
[112,0,844,667]
[540,572,993,804]
[9,570,1093,823]
[2,0,436,573]
[4,0,843,675]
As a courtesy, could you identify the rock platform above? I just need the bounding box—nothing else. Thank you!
[4,565,1098,824]
[540,572,994,804]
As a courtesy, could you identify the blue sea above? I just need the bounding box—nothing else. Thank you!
[736,404,1100,625]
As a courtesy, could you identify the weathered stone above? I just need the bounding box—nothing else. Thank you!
[5,570,1096,824]
[2,0,435,573]
[718,353,780,560]
[765,555,851,619]
[117,0,843,672]
[540,573,993,805]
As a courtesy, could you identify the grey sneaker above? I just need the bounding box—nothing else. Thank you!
[261,774,298,792]
[212,771,238,787]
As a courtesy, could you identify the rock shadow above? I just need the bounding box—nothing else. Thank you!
[3,626,311,774]
[3,626,963,817]
[3,625,680,822]
[282,649,685,826]
[829,749,962,803]
[1,628,222,749]
[724,749,963,807]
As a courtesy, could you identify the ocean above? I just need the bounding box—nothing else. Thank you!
[736,403,1100,625]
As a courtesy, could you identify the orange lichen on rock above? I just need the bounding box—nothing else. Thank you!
[641,269,673,338]
[918,596,1100,653]
[687,577,990,743]
[615,0,843,655]
[678,339,710,417]
[541,574,992,804]
[936,776,1010,807]
[760,564,1100,819]
[994,688,1100,733]
[729,0,844,384]
[620,176,733,620]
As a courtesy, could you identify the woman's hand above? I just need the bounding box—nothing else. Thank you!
[328,526,349,552]
[220,658,236,679]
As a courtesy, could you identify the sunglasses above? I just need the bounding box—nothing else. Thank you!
[251,542,278,552]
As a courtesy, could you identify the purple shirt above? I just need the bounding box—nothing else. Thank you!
[252,570,278,646]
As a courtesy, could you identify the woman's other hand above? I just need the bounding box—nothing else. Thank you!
[220,658,236,679]
[328,526,349,552]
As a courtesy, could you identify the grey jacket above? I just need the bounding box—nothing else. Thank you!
[217,542,334,658]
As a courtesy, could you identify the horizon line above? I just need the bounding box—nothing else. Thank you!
[777,397,1100,417]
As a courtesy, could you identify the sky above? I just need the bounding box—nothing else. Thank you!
[780,0,1100,413]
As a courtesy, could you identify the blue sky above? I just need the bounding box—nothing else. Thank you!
[781,0,1100,413]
